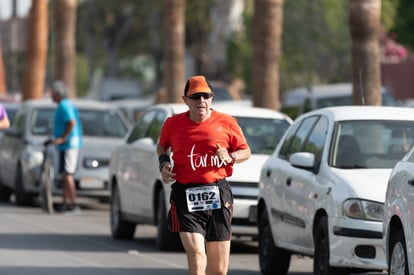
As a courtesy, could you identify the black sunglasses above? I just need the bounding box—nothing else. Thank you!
[186,93,214,100]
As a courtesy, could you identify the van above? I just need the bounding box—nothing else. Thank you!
[281,83,398,119]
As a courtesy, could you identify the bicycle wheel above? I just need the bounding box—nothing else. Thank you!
[40,159,54,214]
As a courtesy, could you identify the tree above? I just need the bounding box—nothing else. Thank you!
[349,0,382,105]
[0,41,6,94]
[53,0,77,98]
[22,0,48,100]
[252,0,283,110]
[162,0,185,103]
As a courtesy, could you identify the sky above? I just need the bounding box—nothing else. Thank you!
[0,0,31,20]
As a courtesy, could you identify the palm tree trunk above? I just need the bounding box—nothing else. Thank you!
[0,42,6,94]
[22,0,48,100]
[53,0,77,98]
[349,0,382,106]
[163,0,185,103]
[252,0,283,110]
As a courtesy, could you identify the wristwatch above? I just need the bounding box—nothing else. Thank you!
[230,152,237,164]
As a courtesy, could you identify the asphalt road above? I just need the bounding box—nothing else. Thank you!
[0,199,385,275]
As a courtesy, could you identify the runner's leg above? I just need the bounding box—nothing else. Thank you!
[180,232,207,275]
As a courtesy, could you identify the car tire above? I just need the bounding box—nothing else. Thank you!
[258,208,291,275]
[156,188,182,251]
[0,177,12,202]
[110,184,136,239]
[14,165,34,206]
[314,216,349,275]
[389,228,409,275]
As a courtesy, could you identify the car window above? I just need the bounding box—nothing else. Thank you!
[13,108,27,134]
[331,120,414,169]
[79,109,128,138]
[147,110,167,144]
[317,96,352,108]
[5,107,18,123]
[236,117,290,155]
[279,116,319,159]
[31,108,55,136]
[303,98,313,113]
[302,116,328,169]
[213,87,233,101]
[126,110,157,144]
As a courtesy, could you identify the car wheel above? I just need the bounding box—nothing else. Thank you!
[389,228,409,275]
[314,216,349,275]
[14,165,34,206]
[110,184,136,239]
[0,177,12,202]
[156,188,182,251]
[258,208,291,275]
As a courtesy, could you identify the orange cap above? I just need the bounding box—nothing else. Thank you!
[185,75,212,96]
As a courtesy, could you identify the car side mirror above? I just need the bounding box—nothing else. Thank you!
[289,152,315,170]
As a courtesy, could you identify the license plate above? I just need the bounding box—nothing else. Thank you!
[79,177,104,189]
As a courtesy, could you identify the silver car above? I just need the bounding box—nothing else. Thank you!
[0,98,130,205]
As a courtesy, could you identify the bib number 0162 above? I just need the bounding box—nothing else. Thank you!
[185,185,221,212]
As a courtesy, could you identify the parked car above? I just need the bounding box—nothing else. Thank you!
[383,146,414,275]
[257,106,414,275]
[281,83,399,119]
[0,98,130,205]
[109,103,292,250]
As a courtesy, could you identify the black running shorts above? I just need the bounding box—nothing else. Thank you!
[168,179,233,242]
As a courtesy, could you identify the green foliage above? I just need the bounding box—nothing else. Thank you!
[392,0,414,50]
[280,0,351,94]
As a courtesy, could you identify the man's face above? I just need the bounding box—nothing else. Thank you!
[183,93,214,117]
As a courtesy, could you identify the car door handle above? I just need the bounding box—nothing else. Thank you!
[286,177,292,186]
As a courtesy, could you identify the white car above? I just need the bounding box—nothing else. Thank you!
[383,146,414,275]
[108,103,292,250]
[257,106,414,275]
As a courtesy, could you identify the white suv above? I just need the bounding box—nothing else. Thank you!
[257,106,414,275]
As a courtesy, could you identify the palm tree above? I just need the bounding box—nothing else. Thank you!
[349,0,382,105]
[0,41,6,94]
[252,0,283,110]
[22,0,48,100]
[53,0,77,98]
[162,0,185,103]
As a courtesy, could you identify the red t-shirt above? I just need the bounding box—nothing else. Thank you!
[159,109,249,184]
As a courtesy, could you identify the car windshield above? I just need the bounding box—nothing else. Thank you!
[331,120,414,169]
[236,117,290,155]
[317,96,352,109]
[79,109,128,137]
[31,108,128,138]
[213,87,233,101]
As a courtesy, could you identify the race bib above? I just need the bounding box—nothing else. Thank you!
[185,185,221,212]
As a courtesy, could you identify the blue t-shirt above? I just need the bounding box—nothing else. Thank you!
[53,98,83,151]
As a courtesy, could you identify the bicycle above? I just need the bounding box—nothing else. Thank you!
[40,138,54,214]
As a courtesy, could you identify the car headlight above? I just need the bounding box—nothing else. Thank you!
[343,199,383,221]
[83,158,109,169]
[22,145,44,169]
